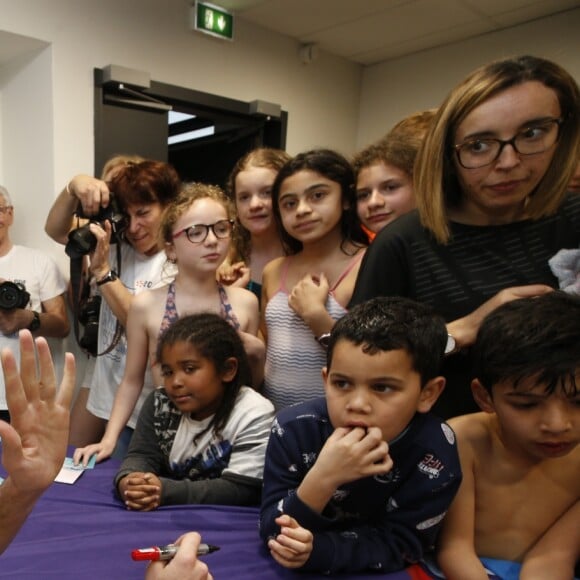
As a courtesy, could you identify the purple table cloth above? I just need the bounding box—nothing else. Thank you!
[0,448,420,579]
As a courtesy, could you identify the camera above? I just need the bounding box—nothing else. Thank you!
[0,281,30,311]
[78,295,101,356]
[65,194,128,259]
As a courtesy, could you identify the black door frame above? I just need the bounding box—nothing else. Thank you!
[94,67,287,180]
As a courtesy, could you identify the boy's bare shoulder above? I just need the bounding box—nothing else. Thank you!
[448,412,491,439]
[447,413,493,455]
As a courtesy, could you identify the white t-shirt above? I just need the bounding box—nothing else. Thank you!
[169,386,275,481]
[0,245,67,409]
[86,243,174,428]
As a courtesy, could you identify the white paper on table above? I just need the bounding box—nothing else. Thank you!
[54,455,96,485]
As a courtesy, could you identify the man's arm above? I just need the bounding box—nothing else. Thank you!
[37,294,70,338]
[0,295,69,339]
[0,330,75,554]
[437,419,489,580]
[145,532,213,580]
[520,499,580,580]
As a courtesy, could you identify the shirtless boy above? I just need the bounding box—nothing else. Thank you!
[437,291,580,580]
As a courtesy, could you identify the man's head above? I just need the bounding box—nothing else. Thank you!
[472,291,580,461]
[323,297,447,442]
[0,186,14,248]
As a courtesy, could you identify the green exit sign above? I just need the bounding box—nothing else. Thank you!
[193,1,234,41]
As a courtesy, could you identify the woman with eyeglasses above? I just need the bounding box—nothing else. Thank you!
[73,183,264,466]
[349,55,580,418]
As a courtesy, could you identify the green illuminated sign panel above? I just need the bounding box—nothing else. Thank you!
[194,1,234,41]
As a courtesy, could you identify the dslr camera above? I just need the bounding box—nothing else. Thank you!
[65,194,128,259]
[78,294,101,356]
[0,281,30,311]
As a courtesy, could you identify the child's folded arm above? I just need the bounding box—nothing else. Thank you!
[160,472,262,506]
[113,393,165,494]
[266,490,420,574]
[309,434,466,575]
[261,421,463,574]
[259,425,308,542]
[267,487,449,575]
[520,499,580,580]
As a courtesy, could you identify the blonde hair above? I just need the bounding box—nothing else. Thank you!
[226,148,290,262]
[160,182,235,246]
[415,55,580,244]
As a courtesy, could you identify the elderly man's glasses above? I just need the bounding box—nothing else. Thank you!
[0,205,13,215]
[172,219,234,244]
[454,118,563,169]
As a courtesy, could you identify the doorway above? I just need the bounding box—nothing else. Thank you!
[94,67,287,188]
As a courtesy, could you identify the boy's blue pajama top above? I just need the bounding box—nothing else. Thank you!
[260,397,462,574]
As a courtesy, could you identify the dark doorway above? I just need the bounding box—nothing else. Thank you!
[94,68,287,189]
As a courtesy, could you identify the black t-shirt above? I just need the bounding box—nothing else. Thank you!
[350,193,580,418]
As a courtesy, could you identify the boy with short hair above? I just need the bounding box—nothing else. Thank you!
[437,291,580,580]
[259,296,462,574]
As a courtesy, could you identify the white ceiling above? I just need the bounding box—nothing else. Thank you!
[217,0,580,65]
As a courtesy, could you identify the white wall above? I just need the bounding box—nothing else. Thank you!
[1,47,54,250]
[0,0,361,234]
[0,0,361,387]
[357,7,580,148]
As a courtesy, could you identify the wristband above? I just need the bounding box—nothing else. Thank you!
[27,311,41,332]
[444,334,458,355]
[316,332,331,349]
[96,270,118,286]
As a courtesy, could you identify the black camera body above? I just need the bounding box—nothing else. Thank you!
[65,195,128,258]
[0,281,31,311]
[78,294,101,356]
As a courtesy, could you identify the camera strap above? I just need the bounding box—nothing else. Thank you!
[70,255,90,354]
[70,243,124,357]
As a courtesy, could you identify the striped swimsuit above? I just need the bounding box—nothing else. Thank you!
[263,253,363,410]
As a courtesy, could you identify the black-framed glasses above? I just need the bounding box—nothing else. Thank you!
[0,205,13,215]
[172,219,234,244]
[453,118,563,169]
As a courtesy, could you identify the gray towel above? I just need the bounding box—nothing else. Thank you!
[549,248,580,295]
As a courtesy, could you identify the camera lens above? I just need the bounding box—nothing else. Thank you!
[65,224,97,258]
[0,281,30,310]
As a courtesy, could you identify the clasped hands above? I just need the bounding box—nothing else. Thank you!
[118,471,162,511]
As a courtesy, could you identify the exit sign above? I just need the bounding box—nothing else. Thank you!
[193,1,234,41]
